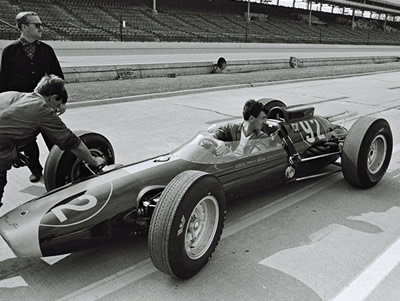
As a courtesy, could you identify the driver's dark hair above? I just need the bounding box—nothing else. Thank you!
[34,74,68,104]
[242,99,263,121]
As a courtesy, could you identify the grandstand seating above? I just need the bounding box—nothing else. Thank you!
[0,0,399,45]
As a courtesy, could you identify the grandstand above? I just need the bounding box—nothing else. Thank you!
[0,0,400,44]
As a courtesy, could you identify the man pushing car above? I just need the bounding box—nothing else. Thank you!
[0,74,106,207]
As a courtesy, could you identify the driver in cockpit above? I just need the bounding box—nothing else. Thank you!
[211,99,271,156]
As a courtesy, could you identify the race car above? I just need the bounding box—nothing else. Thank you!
[0,99,393,279]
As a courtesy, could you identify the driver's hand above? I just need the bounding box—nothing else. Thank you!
[56,104,66,115]
[216,140,229,156]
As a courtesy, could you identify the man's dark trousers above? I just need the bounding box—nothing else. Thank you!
[0,169,7,205]
[23,132,53,176]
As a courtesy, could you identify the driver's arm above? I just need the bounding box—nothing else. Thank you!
[211,129,230,156]
[215,139,230,155]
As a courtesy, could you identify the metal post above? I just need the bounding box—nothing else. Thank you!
[119,15,123,42]
[153,0,157,14]
[384,14,387,31]
[308,0,312,26]
[245,20,248,43]
[319,28,322,44]
[245,0,250,42]
[247,0,251,22]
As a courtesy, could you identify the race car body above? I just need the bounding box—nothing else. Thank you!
[0,131,286,257]
[0,100,393,279]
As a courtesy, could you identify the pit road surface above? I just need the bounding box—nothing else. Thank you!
[0,70,400,301]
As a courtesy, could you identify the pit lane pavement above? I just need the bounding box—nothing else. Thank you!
[0,70,400,301]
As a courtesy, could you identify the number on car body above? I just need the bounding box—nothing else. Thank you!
[291,118,326,144]
[51,195,98,223]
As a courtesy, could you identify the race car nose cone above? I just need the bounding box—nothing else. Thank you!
[0,208,42,257]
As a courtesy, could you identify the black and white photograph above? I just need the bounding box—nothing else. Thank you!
[0,0,400,300]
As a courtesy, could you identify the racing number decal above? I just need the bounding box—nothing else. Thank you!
[40,182,114,228]
[292,119,326,144]
[51,195,98,223]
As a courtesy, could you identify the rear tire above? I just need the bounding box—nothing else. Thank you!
[44,131,115,191]
[258,98,286,119]
[342,117,392,188]
[148,170,226,279]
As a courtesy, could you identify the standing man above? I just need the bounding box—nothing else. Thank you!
[0,11,64,183]
[0,74,105,208]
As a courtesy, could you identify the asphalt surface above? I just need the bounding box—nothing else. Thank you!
[0,68,400,301]
[1,42,400,301]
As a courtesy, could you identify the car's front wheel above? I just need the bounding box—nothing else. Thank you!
[148,170,226,279]
[342,117,392,188]
[44,131,115,191]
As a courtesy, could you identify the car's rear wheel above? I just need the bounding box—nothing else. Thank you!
[148,170,226,279]
[44,131,115,191]
[342,117,392,188]
[258,98,286,119]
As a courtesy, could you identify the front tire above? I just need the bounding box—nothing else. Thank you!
[342,117,392,188]
[148,170,226,279]
[44,131,115,191]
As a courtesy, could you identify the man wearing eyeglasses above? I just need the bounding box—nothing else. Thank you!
[0,11,64,184]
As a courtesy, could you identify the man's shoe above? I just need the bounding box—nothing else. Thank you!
[29,173,42,183]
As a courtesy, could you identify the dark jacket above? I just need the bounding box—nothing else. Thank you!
[0,91,80,170]
[0,40,64,93]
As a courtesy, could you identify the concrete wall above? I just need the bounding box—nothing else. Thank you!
[1,40,398,83]
[63,56,399,83]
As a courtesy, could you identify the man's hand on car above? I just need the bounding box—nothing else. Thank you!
[92,156,106,169]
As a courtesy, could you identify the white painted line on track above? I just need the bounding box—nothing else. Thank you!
[329,237,400,301]
[0,276,28,288]
[222,175,341,239]
[56,259,157,301]
[56,175,340,301]
[393,143,400,155]
[328,143,400,301]
[41,254,71,265]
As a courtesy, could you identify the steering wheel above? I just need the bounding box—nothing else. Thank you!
[199,138,218,156]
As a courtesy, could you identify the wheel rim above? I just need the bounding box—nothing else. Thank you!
[367,134,387,174]
[70,149,105,182]
[185,195,219,260]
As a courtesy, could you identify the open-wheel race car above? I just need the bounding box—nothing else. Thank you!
[0,99,393,279]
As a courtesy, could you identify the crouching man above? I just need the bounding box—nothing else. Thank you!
[0,74,105,207]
